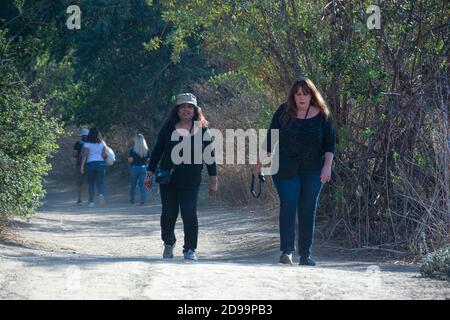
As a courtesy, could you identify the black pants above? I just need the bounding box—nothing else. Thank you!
[159,184,199,251]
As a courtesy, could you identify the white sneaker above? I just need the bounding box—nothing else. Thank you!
[98,194,105,207]
[279,253,293,265]
[163,244,175,259]
[183,250,198,261]
[88,202,95,208]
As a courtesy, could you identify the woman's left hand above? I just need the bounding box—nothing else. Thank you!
[209,178,219,197]
[320,165,332,183]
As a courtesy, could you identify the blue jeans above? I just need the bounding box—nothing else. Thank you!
[86,161,105,203]
[130,165,147,204]
[272,171,323,257]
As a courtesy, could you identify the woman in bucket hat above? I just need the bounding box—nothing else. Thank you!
[146,93,218,261]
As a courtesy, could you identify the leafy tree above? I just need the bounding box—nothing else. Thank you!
[1,0,213,133]
[0,29,61,218]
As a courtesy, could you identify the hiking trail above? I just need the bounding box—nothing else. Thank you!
[0,175,448,300]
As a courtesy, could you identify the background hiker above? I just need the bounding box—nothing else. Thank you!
[72,128,89,205]
[80,127,107,208]
[128,134,151,205]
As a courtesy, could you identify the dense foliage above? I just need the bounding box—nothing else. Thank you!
[0,30,61,218]
[1,0,212,132]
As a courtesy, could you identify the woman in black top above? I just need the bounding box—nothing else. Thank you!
[146,93,218,261]
[128,134,150,205]
[254,77,336,266]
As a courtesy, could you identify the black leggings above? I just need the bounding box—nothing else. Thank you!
[159,184,199,251]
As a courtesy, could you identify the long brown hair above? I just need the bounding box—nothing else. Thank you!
[85,127,103,143]
[281,77,331,125]
[164,103,209,128]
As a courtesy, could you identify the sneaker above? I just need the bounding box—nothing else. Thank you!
[76,200,82,205]
[299,256,316,266]
[279,253,293,265]
[130,200,135,205]
[98,194,106,207]
[163,244,175,259]
[88,202,95,208]
[183,250,198,261]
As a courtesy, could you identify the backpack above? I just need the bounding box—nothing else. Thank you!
[104,145,116,166]
[75,141,85,165]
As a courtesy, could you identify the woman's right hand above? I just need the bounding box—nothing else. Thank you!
[252,161,262,177]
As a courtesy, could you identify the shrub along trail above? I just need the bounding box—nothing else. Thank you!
[0,175,448,300]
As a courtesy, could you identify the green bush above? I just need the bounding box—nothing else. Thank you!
[420,245,450,281]
[0,30,61,218]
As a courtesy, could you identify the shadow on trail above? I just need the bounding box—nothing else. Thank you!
[3,176,426,279]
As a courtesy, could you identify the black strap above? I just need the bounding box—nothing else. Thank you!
[304,104,311,119]
[175,122,195,134]
[251,173,266,199]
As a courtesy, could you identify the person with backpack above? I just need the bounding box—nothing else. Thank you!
[253,77,336,266]
[72,128,89,205]
[146,93,218,261]
[128,134,150,205]
[80,127,107,208]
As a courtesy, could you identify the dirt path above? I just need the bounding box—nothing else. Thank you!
[0,176,448,300]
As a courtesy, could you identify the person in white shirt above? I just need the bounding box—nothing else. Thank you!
[80,127,107,207]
